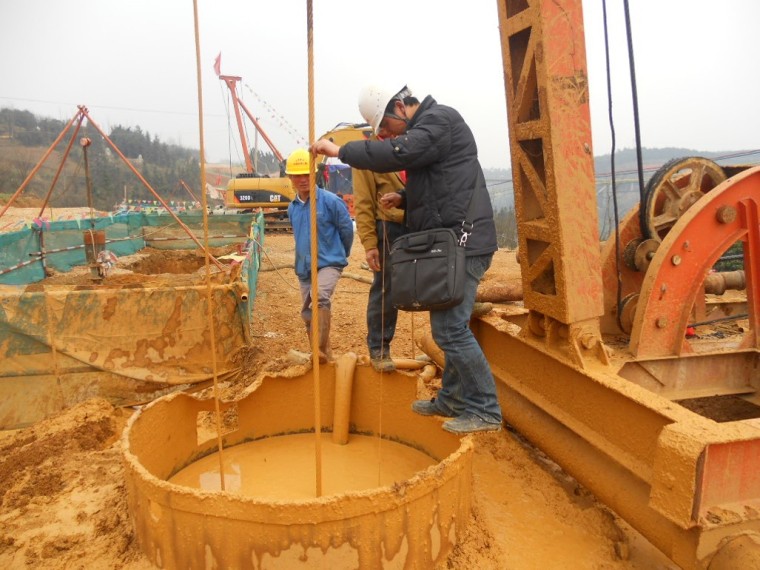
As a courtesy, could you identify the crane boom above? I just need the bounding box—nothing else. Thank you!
[219,74,285,171]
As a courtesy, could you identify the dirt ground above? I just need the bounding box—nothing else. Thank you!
[0,206,110,232]
[0,208,679,569]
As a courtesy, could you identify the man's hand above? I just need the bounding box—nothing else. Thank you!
[310,139,340,158]
[366,248,381,272]
[379,192,402,209]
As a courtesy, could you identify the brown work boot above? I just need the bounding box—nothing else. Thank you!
[317,308,333,362]
[370,349,395,373]
[304,320,328,364]
[471,302,493,318]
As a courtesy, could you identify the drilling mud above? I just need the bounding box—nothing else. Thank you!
[122,367,474,569]
[169,434,436,498]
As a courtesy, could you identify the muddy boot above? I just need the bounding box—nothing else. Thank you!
[471,302,493,318]
[370,348,396,373]
[304,320,312,348]
[317,308,333,363]
[304,319,328,364]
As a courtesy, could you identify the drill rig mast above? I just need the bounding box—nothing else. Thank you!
[486,1,760,567]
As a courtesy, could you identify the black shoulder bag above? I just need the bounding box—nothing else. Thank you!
[389,192,476,311]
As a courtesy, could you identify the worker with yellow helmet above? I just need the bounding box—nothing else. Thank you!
[286,148,354,363]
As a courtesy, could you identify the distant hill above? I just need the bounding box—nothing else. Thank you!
[0,107,277,210]
[2,107,758,222]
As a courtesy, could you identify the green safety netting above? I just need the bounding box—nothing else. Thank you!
[0,212,261,285]
[0,211,266,428]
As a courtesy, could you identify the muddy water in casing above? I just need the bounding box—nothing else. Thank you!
[169,433,436,498]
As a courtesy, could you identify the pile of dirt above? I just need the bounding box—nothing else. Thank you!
[38,247,239,288]
[0,207,110,233]
[0,231,678,569]
[0,399,151,569]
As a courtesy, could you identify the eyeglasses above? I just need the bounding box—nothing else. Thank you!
[379,112,402,134]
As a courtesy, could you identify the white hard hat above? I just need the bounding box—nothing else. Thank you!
[357,84,410,134]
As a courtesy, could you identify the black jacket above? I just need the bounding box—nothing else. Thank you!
[339,95,498,257]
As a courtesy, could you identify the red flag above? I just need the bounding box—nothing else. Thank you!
[213,52,221,77]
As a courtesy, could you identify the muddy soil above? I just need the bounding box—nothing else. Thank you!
[0,223,678,569]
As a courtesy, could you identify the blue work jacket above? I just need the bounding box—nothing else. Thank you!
[287,186,354,281]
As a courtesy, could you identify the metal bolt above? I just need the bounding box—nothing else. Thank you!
[580,333,597,349]
[716,205,737,224]
[658,283,668,301]
[671,255,681,266]
[656,317,668,328]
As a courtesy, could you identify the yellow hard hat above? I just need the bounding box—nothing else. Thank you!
[285,148,310,175]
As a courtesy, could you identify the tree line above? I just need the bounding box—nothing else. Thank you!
[0,108,278,210]
[8,107,744,254]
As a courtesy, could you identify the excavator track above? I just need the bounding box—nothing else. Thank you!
[262,212,292,233]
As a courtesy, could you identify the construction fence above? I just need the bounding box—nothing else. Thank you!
[0,212,260,285]
[0,212,265,429]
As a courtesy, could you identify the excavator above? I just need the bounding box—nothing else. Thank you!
[484,1,760,568]
[219,74,370,221]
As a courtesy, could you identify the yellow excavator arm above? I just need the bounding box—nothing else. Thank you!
[224,123,372,217]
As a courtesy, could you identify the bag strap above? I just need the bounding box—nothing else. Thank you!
[458,186,479,247]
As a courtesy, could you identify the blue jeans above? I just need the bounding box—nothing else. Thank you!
[429,253,502,424]
[366,220,406,356]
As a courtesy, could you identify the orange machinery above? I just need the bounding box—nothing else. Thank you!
[482,1,760,568]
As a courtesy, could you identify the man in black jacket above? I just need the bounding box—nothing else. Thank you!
[311,85,502,434]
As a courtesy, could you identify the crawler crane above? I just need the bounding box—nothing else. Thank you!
[219,74,295,222]
[483,1,760,567]
[220,74,370,219]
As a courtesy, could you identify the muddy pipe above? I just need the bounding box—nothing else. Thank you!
[332,352,357,445]
[233,283,250,302]
[391,358,427,370]
[416,334,445,368]
[419,364,437,382]
[704,270,745,295]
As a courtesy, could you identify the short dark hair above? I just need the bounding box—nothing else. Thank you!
[384,95,419,114]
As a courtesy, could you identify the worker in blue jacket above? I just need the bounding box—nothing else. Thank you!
[286,148,354,362]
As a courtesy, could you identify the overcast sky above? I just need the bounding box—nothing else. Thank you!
[1,1,758,170]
